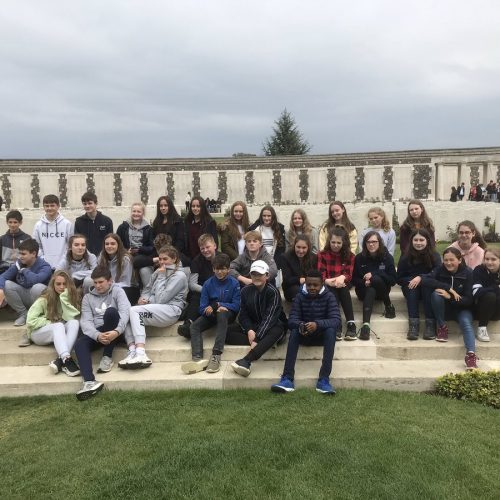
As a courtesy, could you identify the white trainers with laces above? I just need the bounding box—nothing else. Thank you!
[127,352,152,369]
[118,351,137,369]
[76,380,104,401]
[476,326,490,342]
[97,355,114,373]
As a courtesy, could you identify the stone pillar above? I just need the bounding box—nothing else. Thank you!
[272,170,282,204]
[299,169,309,202]
[31,174,41,208]
[354,167,365,201]
[1,174,12,210]
[218,171,227,203]
[245,171,255,204]
[166,173,175,201]
[58,174,68,207]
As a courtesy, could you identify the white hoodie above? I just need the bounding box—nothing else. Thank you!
[32,213,73,268]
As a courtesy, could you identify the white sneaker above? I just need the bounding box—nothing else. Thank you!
[118,351,136,369]
[76,380,104,401]
[181,359,209,375]
[476,326,490,342]
[127,352,152,369]
[97,355,114,373]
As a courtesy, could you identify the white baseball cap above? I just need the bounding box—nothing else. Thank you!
[250,260,269,275]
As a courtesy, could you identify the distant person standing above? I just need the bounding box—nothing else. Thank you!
[450,186,458,202]
[0,194,3,211]
[458,182,465,201]
[185,192,191,212]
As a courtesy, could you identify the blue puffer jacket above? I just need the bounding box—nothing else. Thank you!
[288,284,341,332]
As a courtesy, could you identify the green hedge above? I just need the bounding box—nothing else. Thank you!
[435,370,500,409]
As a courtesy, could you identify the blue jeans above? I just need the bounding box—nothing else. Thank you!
[402,285,434,319]
[282,327,336,380]
[430,292,475,352]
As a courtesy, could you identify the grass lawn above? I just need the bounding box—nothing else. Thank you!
[1,389,498,499]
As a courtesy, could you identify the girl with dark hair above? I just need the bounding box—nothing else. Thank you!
[27,270,81,376]
[219,201,250,260]
[317,227,356,340]
[399,200,436,253]
[152,196,185,255]
[397,229,441,340]
[56,234,97,293]
[358,207,396,256]
[249,205,286,264]
[450,220,486,269]
[421,247,478,370]
[352,231,397,340]
[281,235,317,302]
[185,196,218,260]
[472,247,500,343]
[98,233,139,305]
[286,209,319,254]
[318,201,357,253]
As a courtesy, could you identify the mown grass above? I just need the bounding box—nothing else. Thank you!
[0,389,498,499]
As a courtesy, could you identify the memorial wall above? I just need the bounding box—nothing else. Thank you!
[1,147,500,240]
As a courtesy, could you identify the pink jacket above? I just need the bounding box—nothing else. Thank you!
[450,241,484,270]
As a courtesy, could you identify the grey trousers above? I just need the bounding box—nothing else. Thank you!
[190,310,236,359]
[30,319,80,359]
[124,303,182,345]
[4,281,47,315]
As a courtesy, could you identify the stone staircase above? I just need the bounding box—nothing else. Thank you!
[1,289,499,397]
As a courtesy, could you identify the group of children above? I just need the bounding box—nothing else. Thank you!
[0,193,497,400]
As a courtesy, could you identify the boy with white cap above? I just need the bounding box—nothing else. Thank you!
[226,260,287,376]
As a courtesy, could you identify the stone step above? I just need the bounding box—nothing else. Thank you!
[2,358,500,398]
[3,314,500,343]
[1,332,498,368]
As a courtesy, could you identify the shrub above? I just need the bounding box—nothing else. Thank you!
[435,370,500,409]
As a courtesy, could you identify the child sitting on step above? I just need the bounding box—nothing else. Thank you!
[74,266,131,400]
[181,253,240,375]
[226,260,287,377]
[27,270,81,377]
[271,270,340,395]
[317,226,356,341]
[118,246,188,370]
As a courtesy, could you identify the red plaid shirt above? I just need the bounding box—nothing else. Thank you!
[317,250,355,283]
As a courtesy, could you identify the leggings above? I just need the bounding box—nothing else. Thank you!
[30,319,80,360]
[328,286,354,322]
[226,323,285,362]
[355,275,391,323]
[476,291,500,326]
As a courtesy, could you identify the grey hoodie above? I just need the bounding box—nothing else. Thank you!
[141,264,188,310]
[229,247,278,281]
[80,284,130,340]
[56,252,98,280]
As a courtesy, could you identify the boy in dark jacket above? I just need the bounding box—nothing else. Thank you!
[227,260,287,377]
[272,270,340,395]
[181,253,240,375]
[74,192,113,257]
[0,210,30,274]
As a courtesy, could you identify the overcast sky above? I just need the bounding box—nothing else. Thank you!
[1,0,499,159]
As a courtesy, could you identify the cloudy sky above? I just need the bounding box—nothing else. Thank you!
[1,0,499,158]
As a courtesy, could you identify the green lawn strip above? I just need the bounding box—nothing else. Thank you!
[0,389,498,499]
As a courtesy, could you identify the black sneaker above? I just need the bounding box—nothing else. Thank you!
[359,324,371,341]
[62,357,81,377]
[49,357,63,374]
[177,321,191,338]
[384,303,396,319]
[231,358,251,377]
[344,322,357,341]
[336,329,343,341]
